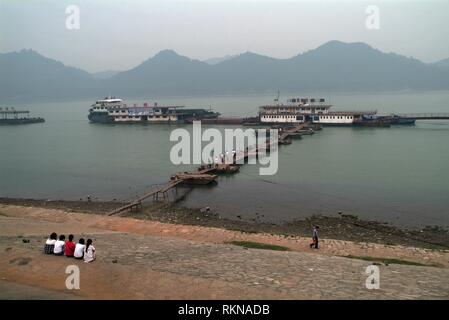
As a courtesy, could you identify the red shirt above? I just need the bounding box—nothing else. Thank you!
[65,241,76,257]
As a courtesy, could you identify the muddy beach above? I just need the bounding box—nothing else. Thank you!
[1,197,447,250]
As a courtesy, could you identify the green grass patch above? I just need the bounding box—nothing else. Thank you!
[341,255,437,267]
[228,241,290,251]
[226,227,260,234]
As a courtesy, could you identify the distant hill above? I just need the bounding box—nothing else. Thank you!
[433,57,449,68]
[92,70,120,79]
[2,41,449,102]
[103,49,213,96]
[0,49,97,102]
[203,54,237,65]
[106,41,449,95]
[282,41,449,91]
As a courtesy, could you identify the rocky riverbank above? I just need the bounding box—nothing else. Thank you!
[1,197,448,250]
[1,203,449,299]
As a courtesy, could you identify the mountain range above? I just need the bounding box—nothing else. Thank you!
[1,41,449,102]
[433,57,449,68]
[203,55,237,65]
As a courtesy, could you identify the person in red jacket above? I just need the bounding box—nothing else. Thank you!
[65,234,76,257]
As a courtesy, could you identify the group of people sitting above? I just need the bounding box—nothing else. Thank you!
[43,232,96,263]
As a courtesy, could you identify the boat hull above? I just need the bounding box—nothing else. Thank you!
[0,118,45,125]
[390,117,416,125]
[88,112,220,124]
[88,113,115,123]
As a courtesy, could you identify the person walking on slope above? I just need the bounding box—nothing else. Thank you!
[309,226,320,249]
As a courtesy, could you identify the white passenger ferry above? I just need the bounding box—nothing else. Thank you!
[259,97,378,126]
[88,97,219,124]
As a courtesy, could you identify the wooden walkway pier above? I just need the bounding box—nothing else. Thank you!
[108,123,319,216]
[278,123,316,142]
[108,179,185,215]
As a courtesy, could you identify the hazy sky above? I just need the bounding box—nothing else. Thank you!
[1,0,449,72]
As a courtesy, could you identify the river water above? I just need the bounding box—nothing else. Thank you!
[1,91,448,228]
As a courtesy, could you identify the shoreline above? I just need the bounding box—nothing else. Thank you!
[1,202,449,299]
[1,197,448,250]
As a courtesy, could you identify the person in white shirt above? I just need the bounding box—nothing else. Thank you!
[44,232,57,254]
[74,238,86,259]
[53,235,66,256]
[83,239,96,263]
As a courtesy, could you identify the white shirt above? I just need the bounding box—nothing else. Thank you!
[46,239,56,245]
[84,245,96,263]
[74,243,85,258]
[53,240,65,254]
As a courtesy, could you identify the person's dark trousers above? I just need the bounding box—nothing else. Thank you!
[309,237,319,249]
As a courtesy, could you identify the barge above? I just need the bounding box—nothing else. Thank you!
[0,108,45,125]
[389,115,416,125]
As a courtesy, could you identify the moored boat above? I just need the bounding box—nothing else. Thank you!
[389,115,416,125]
[0,108,45,125]
[259,96,381,126]
[88,97,220,124]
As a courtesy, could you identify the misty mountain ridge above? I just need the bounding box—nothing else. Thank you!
[203,54,237,65]
[0,49,98,101]
[92,70,120,79]
[433,57,449,68]
[2,41,449,102]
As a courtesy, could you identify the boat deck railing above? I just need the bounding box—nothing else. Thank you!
[0,110,31,119]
